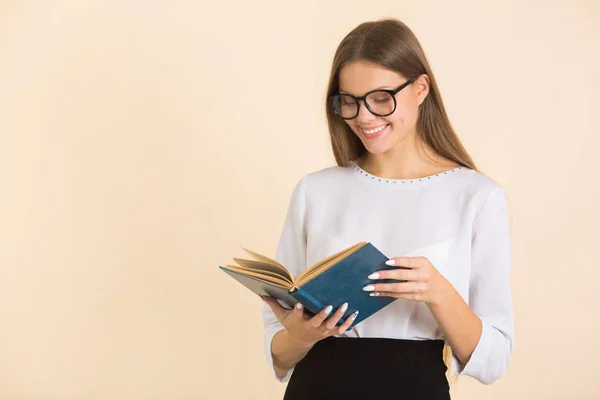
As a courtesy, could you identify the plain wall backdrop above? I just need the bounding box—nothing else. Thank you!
[1,0,599,399]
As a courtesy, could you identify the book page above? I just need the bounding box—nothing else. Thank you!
[233,258,294,284]
[222,265,292,289]
[296,242,367,286]
[239,248,294,282]
[241,247,287,270]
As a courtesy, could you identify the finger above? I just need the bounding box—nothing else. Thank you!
[368,268,420,282]
[367,291,399,299]
[324,302,349,330]
[308,304,334,328]
[372,291,425,302]
[337,311,359,334]
[385,256,429,268]
[363,281,425,294]
[291,302,305,320]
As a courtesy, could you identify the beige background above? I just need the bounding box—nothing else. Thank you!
[1,0,598,399]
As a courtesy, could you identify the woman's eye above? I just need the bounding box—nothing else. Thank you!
[373,97,391,104]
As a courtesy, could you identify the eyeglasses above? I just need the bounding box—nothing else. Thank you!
[329,79,415,120]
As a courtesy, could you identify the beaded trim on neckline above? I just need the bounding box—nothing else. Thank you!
[349,161,464,186]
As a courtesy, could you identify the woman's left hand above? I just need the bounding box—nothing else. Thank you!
[362,256,450,306]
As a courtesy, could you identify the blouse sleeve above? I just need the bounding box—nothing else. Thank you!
[261,175,308,383]
[453,186,515,384]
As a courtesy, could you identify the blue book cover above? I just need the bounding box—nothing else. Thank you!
[219,242,401,329]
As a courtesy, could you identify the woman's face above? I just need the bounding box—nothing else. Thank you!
[338,60,428,156]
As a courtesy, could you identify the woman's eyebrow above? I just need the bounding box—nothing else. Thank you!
[339,85,396,95]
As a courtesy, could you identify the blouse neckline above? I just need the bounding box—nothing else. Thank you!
[348,160,465,188]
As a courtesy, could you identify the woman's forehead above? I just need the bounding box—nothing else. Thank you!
[339,61,405,94]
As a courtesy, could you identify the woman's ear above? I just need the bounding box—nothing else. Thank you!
[415,74,430,106]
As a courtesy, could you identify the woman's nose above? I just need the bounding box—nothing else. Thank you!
[356,100,377,122]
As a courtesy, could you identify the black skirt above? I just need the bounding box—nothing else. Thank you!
[283,336,450,400]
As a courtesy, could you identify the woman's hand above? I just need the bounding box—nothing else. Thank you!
[362,256,451,306]
[262,296,358,348]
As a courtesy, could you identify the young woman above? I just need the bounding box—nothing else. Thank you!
[261,18,513,399]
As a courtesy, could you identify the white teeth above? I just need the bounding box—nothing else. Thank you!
[362,124,388,135]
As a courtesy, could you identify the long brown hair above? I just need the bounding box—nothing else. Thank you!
[325,17,472,379]
[325,18,477,172]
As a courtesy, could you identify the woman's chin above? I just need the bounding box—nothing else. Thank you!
[362,141,391,155]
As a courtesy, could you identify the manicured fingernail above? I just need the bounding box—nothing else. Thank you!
[340,302,348,313]
[362,285,375,291]
[296,303,303,310]
[385,259,395,266]
[368,273,379,279]
[324,305,333,314]
[369,292,380,297]
[351,311,359,319]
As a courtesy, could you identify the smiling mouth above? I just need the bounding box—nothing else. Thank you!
[361,124,389,136]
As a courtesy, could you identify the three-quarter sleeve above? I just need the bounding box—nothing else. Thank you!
[453,186,515,384]
[262,175,308,383]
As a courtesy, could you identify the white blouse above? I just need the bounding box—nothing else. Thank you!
[261,161,514,385]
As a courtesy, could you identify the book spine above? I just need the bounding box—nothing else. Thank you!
[291,287,325,315]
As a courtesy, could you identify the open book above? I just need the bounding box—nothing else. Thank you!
[219,241,400,328]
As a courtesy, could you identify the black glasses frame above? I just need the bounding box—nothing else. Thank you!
[329,79,415,120]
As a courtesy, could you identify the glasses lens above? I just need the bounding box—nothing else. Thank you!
[331,94,358,119]
[366,91,395,116]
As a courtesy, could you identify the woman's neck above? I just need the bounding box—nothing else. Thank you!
[357,139,459,180]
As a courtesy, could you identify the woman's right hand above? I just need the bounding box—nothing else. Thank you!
[262,296,358,348]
